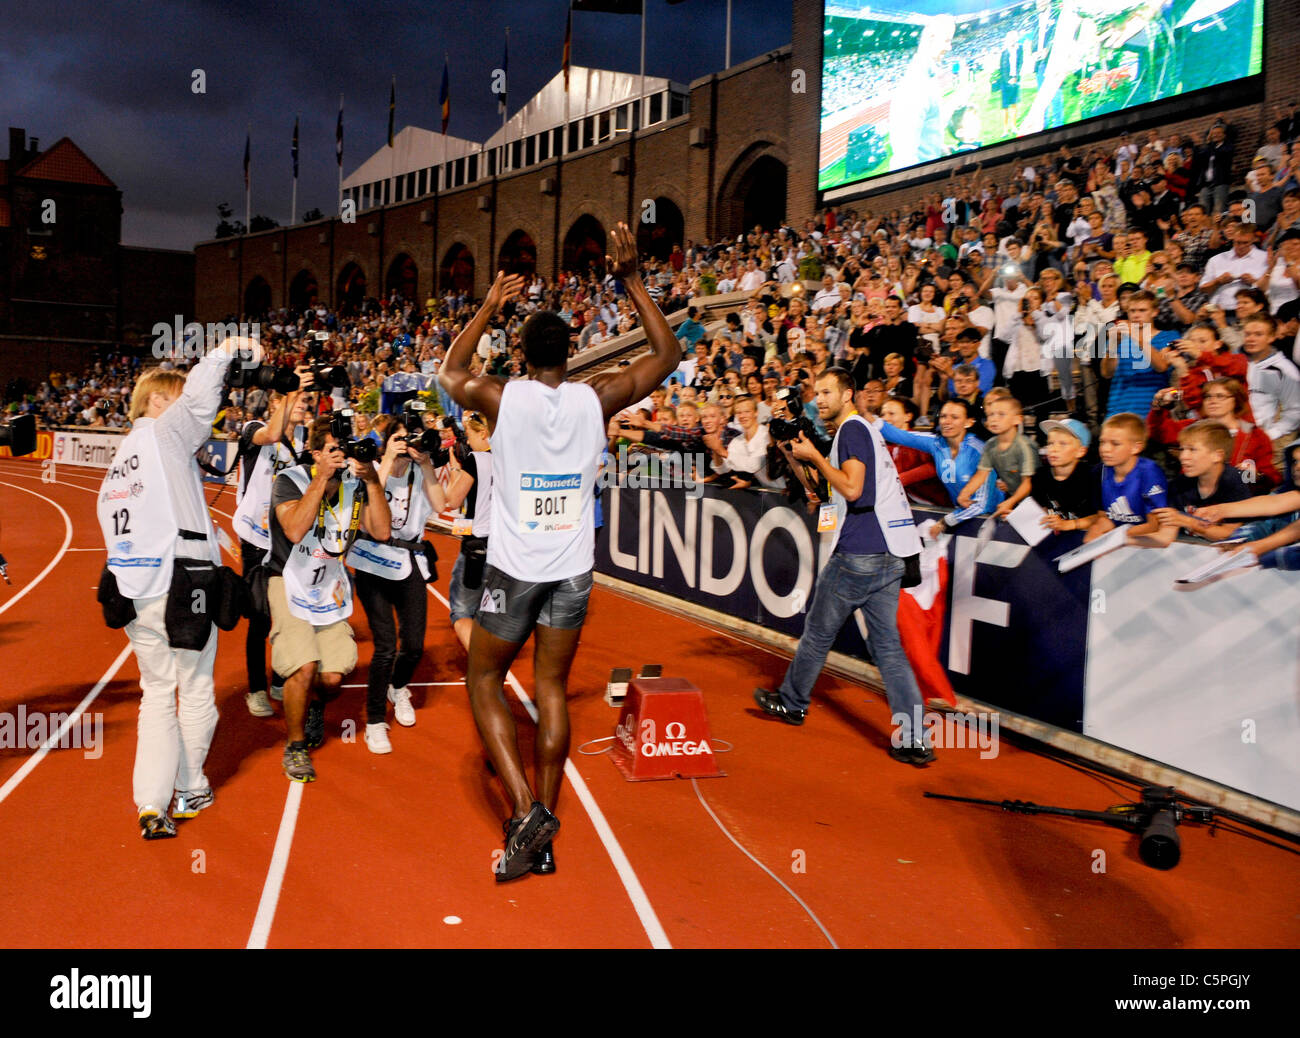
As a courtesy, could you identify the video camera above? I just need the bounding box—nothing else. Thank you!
[0,413,36,457]
[327,408,378,463]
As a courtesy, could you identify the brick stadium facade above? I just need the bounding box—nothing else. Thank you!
[194,0,1298,322]
[0,128,194,384]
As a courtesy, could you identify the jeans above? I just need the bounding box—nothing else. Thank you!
[354,568,428,724]
[778,552,924,743]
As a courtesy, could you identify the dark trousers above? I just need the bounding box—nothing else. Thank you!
[990,338,1011,387]
[354,567,428,724]
[1009,371,1051,426]
[240,539,284,693]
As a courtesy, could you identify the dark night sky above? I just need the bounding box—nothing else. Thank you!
[2,0,792,251]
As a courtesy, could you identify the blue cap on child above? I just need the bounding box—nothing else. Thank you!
[1041,418,1091,448]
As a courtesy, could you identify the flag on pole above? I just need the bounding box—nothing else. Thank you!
[336,96,344,167]
[498,32,508,116]
[563,7,572,92]
[387,76,396,147]
[243,132,250,190]
[291,116,299,179]
[439,60,450,134]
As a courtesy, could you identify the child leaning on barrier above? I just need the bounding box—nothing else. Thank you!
[957,394,1037,520]
[1031,418,1100,535]
[1084,412,1168,543]
[1148,421,1250,546]
[1189,441,1300,561]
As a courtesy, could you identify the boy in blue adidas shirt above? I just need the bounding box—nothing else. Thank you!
[1084,412,1168,543]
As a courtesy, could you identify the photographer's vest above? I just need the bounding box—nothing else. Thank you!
[489,380,605,582]
[279,466,360,624]
[233,425,305,550]
[345,462,434,582]
[829,414,922,559]
[451,451,493,539]
[97,423,188,599]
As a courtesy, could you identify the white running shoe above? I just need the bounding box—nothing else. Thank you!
[269,683,284,702]
[245,690,274,717]
[365,722,393,754]
[389,686,416,727]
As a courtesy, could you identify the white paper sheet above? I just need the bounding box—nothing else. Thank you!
[1175,547,1259,585]
[1007,498,1051,547]
[1055,524,1128,573]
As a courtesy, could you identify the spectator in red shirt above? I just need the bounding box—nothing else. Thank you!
[880,396,949,506]
[1164,323,1253,419]
[1149,377,1278,492]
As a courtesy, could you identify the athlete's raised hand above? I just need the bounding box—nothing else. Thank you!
[484,271,526,313]
[606,222,639,281]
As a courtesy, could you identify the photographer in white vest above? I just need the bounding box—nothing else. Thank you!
[232,369,314,718]
[97,335,261,839]
[346,416,449,754]
[752,367,933,765]
[268,415,390,782]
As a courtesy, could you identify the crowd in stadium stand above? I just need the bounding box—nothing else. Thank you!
[9,111,1300,555]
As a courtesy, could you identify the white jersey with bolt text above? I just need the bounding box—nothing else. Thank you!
[488,379,605,582]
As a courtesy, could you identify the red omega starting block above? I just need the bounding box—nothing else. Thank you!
[608,677,725,781]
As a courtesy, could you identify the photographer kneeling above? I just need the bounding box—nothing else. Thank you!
[97,335,261,839]
[269,414,390,781]
[346,409,451,754]
[753,368,933,765]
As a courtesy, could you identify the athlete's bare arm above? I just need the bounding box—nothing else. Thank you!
[587,222,682,421]
[438,272,527,424]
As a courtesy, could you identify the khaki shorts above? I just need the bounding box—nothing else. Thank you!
[268,576,358,678]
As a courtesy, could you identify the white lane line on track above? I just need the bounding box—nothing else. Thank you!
[246,781,305,949]
[0,480,73,618]
[426,584,672,950]
[0,642,134,807]
[689,777,839,949]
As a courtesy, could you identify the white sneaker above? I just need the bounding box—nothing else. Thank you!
[388,686,416,727]
[245,691,274,718]
[365,722,393,754]
[269,683,284,702]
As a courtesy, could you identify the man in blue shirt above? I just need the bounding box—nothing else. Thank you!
[753,368,932,765]
[1103,291,1176,418]
[676,307,707,349]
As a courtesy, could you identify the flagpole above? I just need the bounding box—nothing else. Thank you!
[337,93,344,217]
[725,0,732,70]
[291,115,298,226]
[389,75,396,206]
[245,123,251,233]
[639,1,646,130]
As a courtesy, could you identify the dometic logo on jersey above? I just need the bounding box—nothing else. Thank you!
[520,473,582,492]
[152,316,261,364]
[0,707,104,759]
[50,969,151,1018]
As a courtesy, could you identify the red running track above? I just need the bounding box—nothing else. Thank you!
[0,457,1296,948]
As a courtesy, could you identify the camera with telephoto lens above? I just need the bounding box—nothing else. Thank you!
[768,388,817,443]
[328,408,378,463]
[225,358,299,394]
[427,416,470,468]
[401,400,443,455]
[304,335,351,391]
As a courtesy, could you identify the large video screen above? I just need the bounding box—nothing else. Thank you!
[819,0,1265,192]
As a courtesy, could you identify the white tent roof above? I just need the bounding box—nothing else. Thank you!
[343,125,481,190]
[484,65,676,150]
